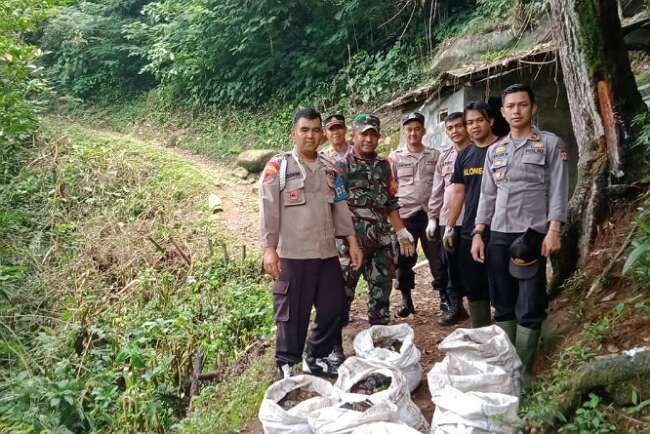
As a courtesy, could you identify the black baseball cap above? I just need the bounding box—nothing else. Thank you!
[324,114,346,129]
[509,229,545,280]
[352,114,381,134]
[401,112,425,126]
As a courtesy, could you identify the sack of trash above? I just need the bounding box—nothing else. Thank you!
[427,353,517,396]
[437,325,521,395]
[334,357,429,433]
[351,421,424,434]
[352,324,423,392]
[259,375,341,434]
[430,386,521,434]
[427,326,523,434]
[308,397,400,434]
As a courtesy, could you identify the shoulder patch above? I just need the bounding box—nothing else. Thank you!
[262,160,281,184]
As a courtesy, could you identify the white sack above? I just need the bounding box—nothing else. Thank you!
[334,357,429,433]
[427,353,517,396]
[430,386,521,434]
[259,375,340,434]
[352,324,423,392]
[351,421,423,434]
[437,325,521,395]
[308,398,400,434]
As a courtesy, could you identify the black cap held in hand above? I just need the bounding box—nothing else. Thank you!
[509,229,545,280]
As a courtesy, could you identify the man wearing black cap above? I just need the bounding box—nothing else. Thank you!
[473,84,569,374]
[321,114,353,162]
[388,112,444,318]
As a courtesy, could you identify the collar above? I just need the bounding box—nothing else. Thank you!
[508,127,541,150]
[352,146,379,161]
[405,144,427,159]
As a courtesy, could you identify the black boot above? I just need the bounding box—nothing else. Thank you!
[438,291,462,326]
[327,343,345,367]
[437,287,450,314]
[397,288,416,317]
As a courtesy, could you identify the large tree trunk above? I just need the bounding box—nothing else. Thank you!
[549,0,647,286]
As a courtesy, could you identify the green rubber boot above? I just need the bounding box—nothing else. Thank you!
[468,300,491,328]
[496,320,517,344]
[515,325,541,376]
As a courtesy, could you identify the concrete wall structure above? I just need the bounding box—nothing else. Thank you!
[399,64,579,192]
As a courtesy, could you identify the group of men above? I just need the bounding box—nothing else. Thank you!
[259,83,569,380]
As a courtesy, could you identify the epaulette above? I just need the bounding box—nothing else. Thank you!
[440,146,455,159]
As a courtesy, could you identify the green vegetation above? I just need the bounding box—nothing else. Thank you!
[0,0,58,183]
[624,209,650,288]
[559,393,616,434]
[39,0,548,110]
[63,93,297,158]
[0,119,273,432]
[177,351,275,433]
[520,296,650,431]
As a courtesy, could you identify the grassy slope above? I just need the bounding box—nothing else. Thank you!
[0,118,275,433]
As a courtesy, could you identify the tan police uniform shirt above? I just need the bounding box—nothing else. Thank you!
[475,129,569,234]
[428,145,464,226]
[259,151,355,259]
[388,146,439,219]
[321,142,353,163]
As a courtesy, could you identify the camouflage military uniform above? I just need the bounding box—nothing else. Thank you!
[336,148,399,325]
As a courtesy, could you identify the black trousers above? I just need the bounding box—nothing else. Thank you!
[438,225,464,298]
[458,237,490,302]
[273,257,346,366]
[396,210,444,291]
[487,231,548,329]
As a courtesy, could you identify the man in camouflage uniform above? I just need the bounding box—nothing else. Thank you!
[335,114,415,329]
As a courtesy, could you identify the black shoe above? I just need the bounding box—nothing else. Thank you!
[397,289,415,318]
[302,355,339,377]
[437,288,450,313]
[328,344,345,367]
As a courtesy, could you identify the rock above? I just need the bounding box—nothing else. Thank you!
[165,128,190,148]
[236,149,277,173]
[207,194,223,212]
[233,167,249,179]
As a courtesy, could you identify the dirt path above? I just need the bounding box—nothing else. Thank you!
[163,146,261,249]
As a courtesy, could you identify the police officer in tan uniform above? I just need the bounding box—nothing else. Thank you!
[388,112,443,317]
[259,108,363,379]
[473,84,569,374]
[321,114,352,162]
[427,112,471,325]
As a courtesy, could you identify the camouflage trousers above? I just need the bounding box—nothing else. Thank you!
[336,238,395,325]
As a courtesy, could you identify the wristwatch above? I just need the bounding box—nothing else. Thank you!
[471,228,485,238]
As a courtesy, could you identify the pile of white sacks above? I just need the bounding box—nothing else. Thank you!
[259,324,427,434]
[428,325,522,433]
[259,324,522,434]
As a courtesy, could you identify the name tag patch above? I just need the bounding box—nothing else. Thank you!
[288,190,302,203]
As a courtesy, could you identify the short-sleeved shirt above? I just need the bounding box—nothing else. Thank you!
[450,143,491,239]
[387,147,439,219]
[259,152,355,259]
